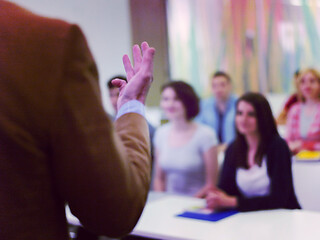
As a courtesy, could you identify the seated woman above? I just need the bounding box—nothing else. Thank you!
[153,81,218,197]
[286,68,320,154]
[206,92,300,212]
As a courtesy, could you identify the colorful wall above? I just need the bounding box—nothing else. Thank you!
[167,0,320,97]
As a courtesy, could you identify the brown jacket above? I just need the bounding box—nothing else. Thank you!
[0,1,151,239]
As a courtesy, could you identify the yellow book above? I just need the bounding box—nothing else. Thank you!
[295,150,320,161]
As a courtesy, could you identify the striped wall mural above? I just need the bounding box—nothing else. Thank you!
[167,0,320,97]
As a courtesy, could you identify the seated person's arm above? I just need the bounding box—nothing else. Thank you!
[152,148,166,192]
[194,145,218,198]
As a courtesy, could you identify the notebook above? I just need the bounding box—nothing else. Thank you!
[177,206,238,222]
[295,150,320,161]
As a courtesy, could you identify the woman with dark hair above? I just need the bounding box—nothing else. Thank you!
[206,92,300,211]
[153,81,218,197]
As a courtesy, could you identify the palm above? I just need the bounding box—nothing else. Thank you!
[112,42,155,110]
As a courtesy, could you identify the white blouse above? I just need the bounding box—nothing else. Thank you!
[236,157,270,198]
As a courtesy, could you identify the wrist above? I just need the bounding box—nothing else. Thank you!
[116,100,145,120]
[117,96,134,110]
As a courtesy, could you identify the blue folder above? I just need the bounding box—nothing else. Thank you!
[177,209,238,222]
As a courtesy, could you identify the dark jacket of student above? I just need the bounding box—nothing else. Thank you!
[219,135,301,212]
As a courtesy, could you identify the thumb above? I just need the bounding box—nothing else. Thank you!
[111,79,127,89]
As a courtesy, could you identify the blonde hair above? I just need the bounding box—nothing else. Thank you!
[296,68,320,102]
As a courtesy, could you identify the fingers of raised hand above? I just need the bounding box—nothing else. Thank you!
[140,44,155,79]
[122,42,155,88]
[132,44,142,73]
[141,41,150,55]
[123,54,134,80]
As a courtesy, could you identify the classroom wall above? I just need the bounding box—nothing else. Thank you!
[130,0,170,107]
[8,0,132,114]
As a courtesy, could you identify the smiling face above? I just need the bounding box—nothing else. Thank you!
[298,71,320,101]
[160,87,186,121]
[235,100,258,137]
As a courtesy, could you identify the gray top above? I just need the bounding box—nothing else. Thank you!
[154,122,217,196]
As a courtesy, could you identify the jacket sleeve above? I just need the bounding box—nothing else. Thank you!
[218,143,240,196]
[50,25,151,237]
[236,137,297,211]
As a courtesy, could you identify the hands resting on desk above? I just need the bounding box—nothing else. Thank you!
[206,188,238,210]
[192,184,238,210]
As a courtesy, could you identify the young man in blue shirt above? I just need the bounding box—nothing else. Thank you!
[196,71,237,151]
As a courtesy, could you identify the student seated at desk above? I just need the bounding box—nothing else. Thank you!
[286,68,320,154]
[206,92,301,212]
[153,81,218,198]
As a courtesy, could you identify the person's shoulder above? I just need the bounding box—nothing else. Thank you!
[268,135,289,151]
[290,101,301,111]
[2,1,73,40]
[227,94,238,105]
[266,136,292,165]
[155,122,171,135]
[154,123,171,144]
[200,97,215,106]
[223,141,237,161]
[271,135,286,144]
[196,122,216,135]
[226,140,236,151]
[284,93,298,108]
[229,94,238,101]
[287,102,301,115]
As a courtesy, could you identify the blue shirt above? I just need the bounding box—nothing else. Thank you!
[195,95,237,144]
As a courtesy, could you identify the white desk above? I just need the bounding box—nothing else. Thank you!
[131,193,320,240]
[292,159,320,211]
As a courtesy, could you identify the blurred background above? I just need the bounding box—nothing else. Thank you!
[7,0,320,125]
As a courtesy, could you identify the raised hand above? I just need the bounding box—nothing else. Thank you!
[112,42,155,110]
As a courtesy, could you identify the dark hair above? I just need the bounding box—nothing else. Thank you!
[211,71,231,83]
[161,81,199,120]
[107,75,127,89]
[234,92,279,168]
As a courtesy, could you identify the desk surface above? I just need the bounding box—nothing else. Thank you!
[292,160,320,211]
[132,193,320,240]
